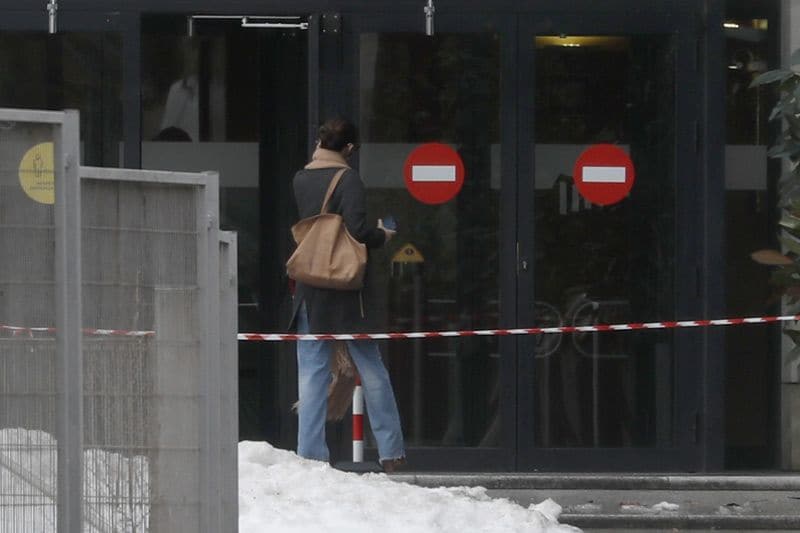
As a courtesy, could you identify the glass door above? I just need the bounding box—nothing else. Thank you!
[517,12,703,470]
[344,13,518,470]
[138,14,310,445]
[0,11,125,167]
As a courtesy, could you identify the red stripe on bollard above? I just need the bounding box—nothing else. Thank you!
[352,414,364,441]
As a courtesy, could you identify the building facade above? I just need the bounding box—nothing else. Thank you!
[1,0,797,472]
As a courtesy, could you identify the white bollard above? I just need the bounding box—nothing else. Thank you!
[352,376,364,462]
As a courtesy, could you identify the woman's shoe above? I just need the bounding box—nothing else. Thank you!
[381,457,407,473]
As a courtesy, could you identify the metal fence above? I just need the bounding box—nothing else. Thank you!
[0,108,237,532]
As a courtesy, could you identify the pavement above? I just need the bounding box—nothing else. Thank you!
[390,473,800,531]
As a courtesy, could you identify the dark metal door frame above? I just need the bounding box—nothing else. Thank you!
[339,4,718,472]
[342,12,519,471]
[516,6,715,471]
[0,1,724,471]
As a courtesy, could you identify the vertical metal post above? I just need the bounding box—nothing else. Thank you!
[541,353,551,447]
[424,0,435,36]
[592,330,599,447]
[56,110,82,533]
[700,0,729,472]
[307,14,320,153]
[47,0,58,34]
[219,232,239,532]
[122,14,142,168]
[199,171,221,533]
[412,268,423,442]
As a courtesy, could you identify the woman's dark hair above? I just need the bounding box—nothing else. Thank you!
[318,117,358,152]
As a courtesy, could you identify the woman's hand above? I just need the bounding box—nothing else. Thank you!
[377,218,396,243]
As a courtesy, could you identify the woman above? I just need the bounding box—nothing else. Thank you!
[289,117,406,472]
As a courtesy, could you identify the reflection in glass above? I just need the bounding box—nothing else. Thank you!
[533,36,676,447]
[359,33,501,447]
[142,17,309,442]
[142,21,261,326]
[723,16,776,468]
[0,32,121,167]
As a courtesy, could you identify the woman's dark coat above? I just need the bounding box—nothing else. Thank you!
[289,162,386,334]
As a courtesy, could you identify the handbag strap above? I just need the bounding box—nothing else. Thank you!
[319,168,349,215]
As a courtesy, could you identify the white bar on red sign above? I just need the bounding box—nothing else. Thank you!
[412,165,456,182]
[582,166,626,183]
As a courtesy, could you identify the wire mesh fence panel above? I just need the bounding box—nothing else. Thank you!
[81,176,204,533]
[0,109,231,533]
[82,338,153,533]
[0,118,60,533]
[0,339,58,532]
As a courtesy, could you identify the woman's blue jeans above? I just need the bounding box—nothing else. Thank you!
[296,302,405,462]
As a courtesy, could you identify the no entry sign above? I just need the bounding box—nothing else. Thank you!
[403,143,465,205]
[573,144,635,206]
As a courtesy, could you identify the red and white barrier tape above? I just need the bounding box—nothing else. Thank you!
[1,325,154,337]
[81,329,154,337]
[4,313,798,340]
[237,314,800,342]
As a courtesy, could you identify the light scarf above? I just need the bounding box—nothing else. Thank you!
[304,147,351,170]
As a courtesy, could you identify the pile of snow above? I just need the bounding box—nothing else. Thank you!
[0,428,149,532]
[3,429,580,533]
[239,441,581,533]
[619,501,679,514]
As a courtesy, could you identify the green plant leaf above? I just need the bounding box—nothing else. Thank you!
[780,212,800,231]
[786,113,800,136]
[751,249,794,265]
[769,102,785,121]
[791,48,800,66]
[779,174,794,188]
[779,74,800,92]
[779,179,800,198]
[750,69,796,87]
[782,207,799,220]
[785,330,800,346]
[768,141,800,159]
[786,285,800,300]
[781,233,800,256]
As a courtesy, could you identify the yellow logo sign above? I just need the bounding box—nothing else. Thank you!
[392,243,425,264]
[19,142,55,204]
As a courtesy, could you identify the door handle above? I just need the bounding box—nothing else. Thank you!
[517,242,529,272]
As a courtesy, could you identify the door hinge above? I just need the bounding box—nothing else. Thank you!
[516,242,528,273]
[321,13,341,34]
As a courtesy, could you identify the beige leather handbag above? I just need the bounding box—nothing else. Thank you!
[286,168,367,290]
